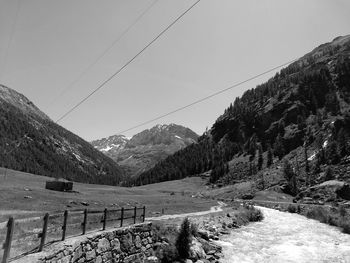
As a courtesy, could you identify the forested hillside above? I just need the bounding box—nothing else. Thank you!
[135,35,350,187]
[0,85,125,185]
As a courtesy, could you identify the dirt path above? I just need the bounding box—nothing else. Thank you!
[146,201,225,221]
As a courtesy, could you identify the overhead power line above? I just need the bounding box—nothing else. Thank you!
[49,0,159,107]
[115,58,299,135]
[56,0,202,123]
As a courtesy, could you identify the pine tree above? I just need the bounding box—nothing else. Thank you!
[248,134,257,159]
[267,145,273,167]
[304,144,309,175]
[283,160,298,195]
[337,128,349,157]
[326,141,340,164]
[273,134,285,160]
[176,218,191,259]
[325,91,340,115]
[258,144,263,170]
[324,166,334,181]
[297,115,305,131]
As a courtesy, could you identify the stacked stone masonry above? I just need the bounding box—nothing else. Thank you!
[37,223,154,263]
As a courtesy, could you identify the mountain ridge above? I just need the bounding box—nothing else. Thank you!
[0,85,125,185]
[91,123,198,178]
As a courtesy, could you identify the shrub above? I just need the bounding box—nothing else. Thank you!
[301,205,350,235]
[190,221,198,237]
[161,244,179,263]
[339,205,347,217]
[287,204,297,213]
[242,205,264,222]
[341,220,350,234]
[297,205,301,213]
[306,207,329,224]
[152,222,179,263]
[176,217,192,259]
[327,215,338,226]
[152,222,178,242]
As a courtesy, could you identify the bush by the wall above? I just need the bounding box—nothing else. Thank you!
[176,217,192,259]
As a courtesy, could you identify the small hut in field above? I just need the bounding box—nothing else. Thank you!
[45,178,73,192]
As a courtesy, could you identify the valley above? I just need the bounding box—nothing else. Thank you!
[0,18,350,261]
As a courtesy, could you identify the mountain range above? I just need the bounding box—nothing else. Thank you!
[91,124,198,177]
[0,85,124,185]
[1,34,350,192]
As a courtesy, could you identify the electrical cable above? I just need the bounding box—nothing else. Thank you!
[55,0,202,123]
[114,58,298,135]
[49,0,160,106]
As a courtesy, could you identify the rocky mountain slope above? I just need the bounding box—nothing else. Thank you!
[91,135,129,152]
[0,85,124,185]
[91,124,198,178]
[136,35,350,198]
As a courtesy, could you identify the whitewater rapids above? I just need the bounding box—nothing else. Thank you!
[218,206,350,263]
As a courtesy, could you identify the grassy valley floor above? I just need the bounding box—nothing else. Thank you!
[0,168,217,222]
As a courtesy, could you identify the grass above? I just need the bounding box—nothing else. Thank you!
[303,205,350,234]
[0,168,216,222]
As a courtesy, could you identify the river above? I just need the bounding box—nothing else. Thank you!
[218,206,350,263]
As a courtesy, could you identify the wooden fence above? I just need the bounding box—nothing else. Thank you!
[0,206,146,263]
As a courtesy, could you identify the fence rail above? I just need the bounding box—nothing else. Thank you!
[0,206,146,263]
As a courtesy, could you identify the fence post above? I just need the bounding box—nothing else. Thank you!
[142,206,146,222]
[61,210,68,241]
[82,209,87,235]
[133,207,137,224]
[2,217,14,263]
[120,208,124,227]
[38,213,49,252]
[103,208,107,230]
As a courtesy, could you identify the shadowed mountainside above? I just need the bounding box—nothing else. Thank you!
[0,85,124,185]
[135,35,350,194]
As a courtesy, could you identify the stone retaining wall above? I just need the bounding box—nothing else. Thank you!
[14,223,154,263]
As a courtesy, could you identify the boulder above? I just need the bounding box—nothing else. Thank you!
[97,238,111,253]
[189,238,206,260]
[145,256,159,263]
[197,230,210,241]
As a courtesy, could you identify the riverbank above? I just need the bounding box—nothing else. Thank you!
[150,204,264,262]
[239,198,350,234]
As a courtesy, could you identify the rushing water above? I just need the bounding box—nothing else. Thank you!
[218,206,350,263]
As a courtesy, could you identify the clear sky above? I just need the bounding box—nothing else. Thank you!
[0,0,349,141]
